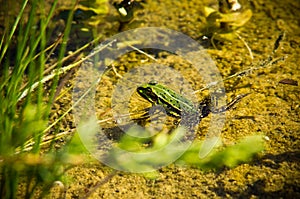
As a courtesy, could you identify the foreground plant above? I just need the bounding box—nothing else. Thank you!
[105,126,265,178]
[0,0,86,198]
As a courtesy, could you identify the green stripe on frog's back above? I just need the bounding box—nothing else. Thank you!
[137,82,197,117]
[153,84,196,112]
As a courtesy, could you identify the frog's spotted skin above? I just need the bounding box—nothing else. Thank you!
[137,82,197,118]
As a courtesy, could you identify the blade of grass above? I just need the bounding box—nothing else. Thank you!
[0,0,29,63]
[17,37,115,101]
[0,0,76,198]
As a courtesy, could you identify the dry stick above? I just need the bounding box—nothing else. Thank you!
[193,56,285,94]
[128,44,157,62]
[45,34,64,63]
[54,80,73,101]
[18,61,74,101]
[43,34,101,76]
[81,170,118,199]
[111,43,157,78]
[18,129,75,153]
[97,108,150,126]
[235,32,254,60]
[111,64,123,78]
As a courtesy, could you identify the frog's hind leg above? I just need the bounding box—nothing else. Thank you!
[212,93,250,113]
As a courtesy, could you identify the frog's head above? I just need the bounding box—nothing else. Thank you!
[137,82,158,104]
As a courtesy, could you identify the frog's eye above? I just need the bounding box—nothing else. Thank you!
[113,0,135,18]
[145,88,158,100]
[144,87,154,95]
[137,87,153,96]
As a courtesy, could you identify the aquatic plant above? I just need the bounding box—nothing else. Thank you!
[106,126,265,178]
[0,0,89,198]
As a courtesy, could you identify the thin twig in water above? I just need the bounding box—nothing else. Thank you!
[193,56,285,94]
[43,34,102,75]
[16,129,75,153]
[128,44,157,62]
[112,64,123,78]
[235,32,253,60]
[81,170,118,199]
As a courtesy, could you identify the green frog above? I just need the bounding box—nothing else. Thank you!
[137,82,198,118]
[137,81,248,124]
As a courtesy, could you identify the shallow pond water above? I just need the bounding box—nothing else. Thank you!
[34,0,300,198]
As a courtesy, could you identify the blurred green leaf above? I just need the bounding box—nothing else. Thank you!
[79,0,109,15]
[107,125,265,177]
[178,135,265,170]
[66,132,89,154]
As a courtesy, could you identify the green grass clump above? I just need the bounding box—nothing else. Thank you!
[0,0,82,198]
